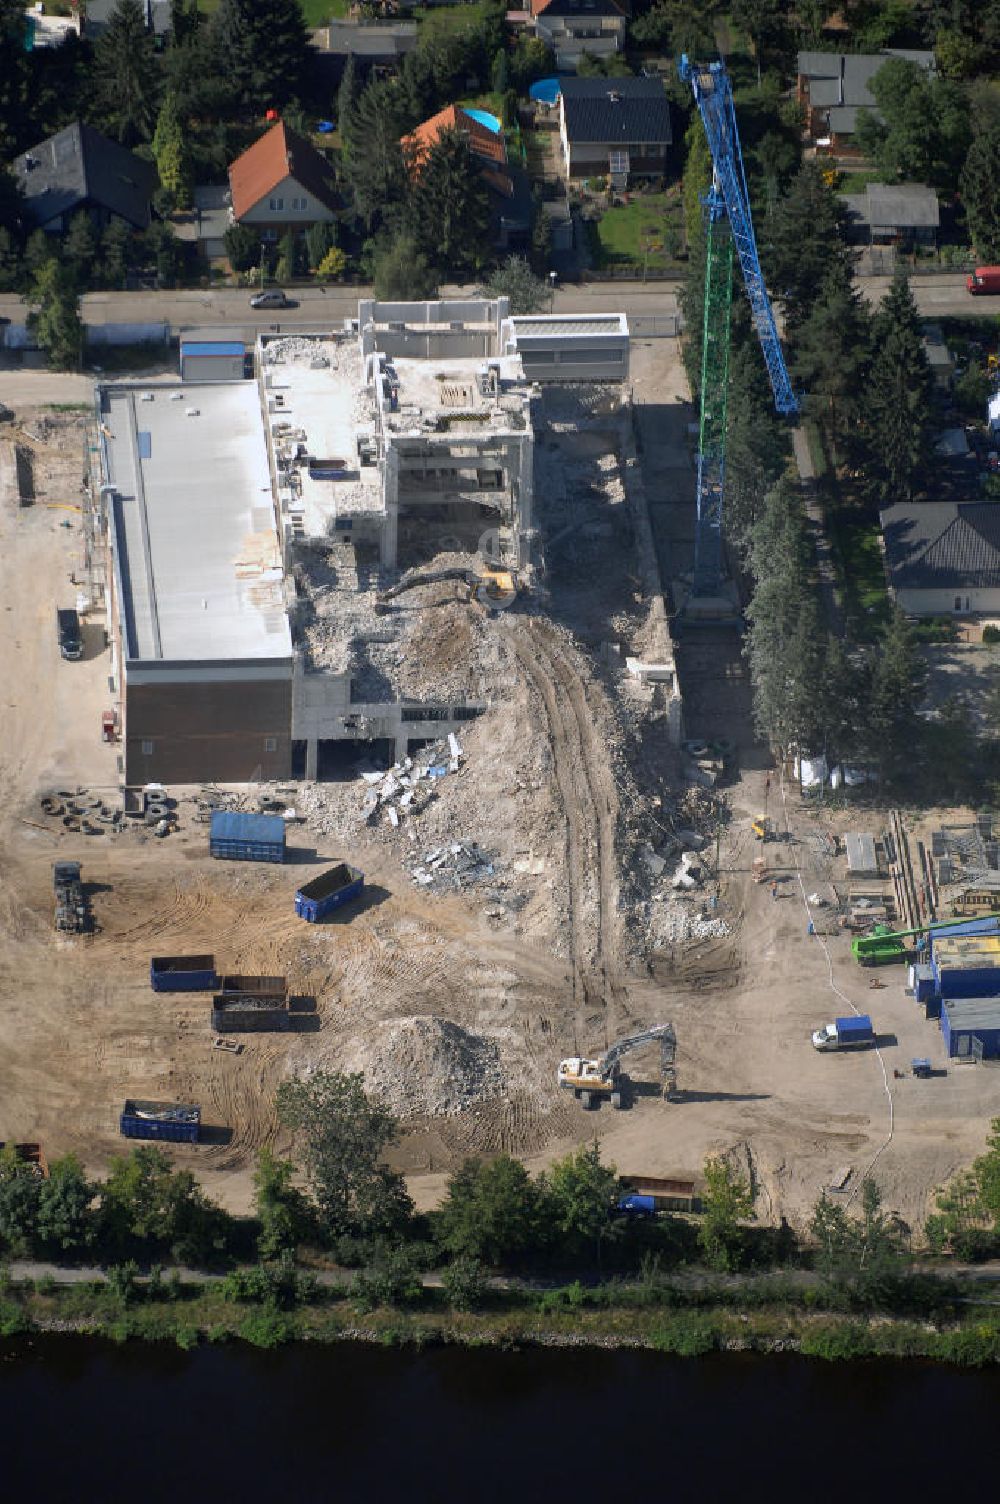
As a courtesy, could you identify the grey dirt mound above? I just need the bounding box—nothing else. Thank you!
[330,1015,506,1119]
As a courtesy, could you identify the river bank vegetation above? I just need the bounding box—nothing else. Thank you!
[4,1075,1000,1361]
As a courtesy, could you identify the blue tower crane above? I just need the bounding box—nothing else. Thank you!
[679,55,799,601]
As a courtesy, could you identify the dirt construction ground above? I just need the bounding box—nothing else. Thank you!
[0,373,997,1237]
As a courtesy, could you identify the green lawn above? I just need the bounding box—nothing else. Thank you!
[837,170,884,193]
[197,0,347,20]
[588,193,681,274]
[415,0,502,36]
[825,493,892,638]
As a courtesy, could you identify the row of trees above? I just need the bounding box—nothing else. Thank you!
[744,482,928,774]
[6,1080,1000,1289]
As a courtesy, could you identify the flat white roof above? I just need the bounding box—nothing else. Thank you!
[507,313,628,338]
[102,382,291,663]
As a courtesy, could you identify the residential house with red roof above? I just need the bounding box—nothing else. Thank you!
[228,121,339,244]
[401,105,531,248]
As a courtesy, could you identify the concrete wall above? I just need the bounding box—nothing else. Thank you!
[358,298,509,361]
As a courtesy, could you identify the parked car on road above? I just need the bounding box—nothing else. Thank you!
[249,289,294,309]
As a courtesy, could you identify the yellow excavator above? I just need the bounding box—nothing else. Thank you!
[375,564,518,613]
[558,1024,677,1110]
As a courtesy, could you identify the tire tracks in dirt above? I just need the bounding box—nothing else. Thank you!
[503,617,625,1056]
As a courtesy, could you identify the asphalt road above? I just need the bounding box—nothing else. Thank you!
[0,272,986,337]
[0,280,681,337]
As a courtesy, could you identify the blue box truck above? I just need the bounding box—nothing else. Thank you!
[150,955,218,992]
[811,1015,875,1051]
[295,862,364,922]
[209,810,286,863]
[120,1100,201,1144]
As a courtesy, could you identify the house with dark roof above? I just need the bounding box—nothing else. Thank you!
[13,122,157,233]
[228,122,339,242]
[840,182,940,248]
[526,0,625,70]
[84,0,171,40]
[880,499,1000,616]
[797,48,935,144]
[558,77,671,183]
[401,106,530,249]
[324,17,418,68]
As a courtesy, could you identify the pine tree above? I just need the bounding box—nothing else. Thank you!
[491,49,508,97]
[152,93,193,211]
[63,212,98,291]
[27,259,84,370]
[865,606,927,780]
[0,0,29,155]
[765,162,853,336]
[210,0,313,115]
[337,53,359,132]
[792,259,870,460]
[725,329,789,556]
[93,0,161,145]
[961,125,1000,260]
[406,130,493,279]
[101,219,134,290]
[862,269,933,503]
[0,227,20,293]
[342,78,408,230]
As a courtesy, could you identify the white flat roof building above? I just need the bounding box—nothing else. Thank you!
[101,382,291,665]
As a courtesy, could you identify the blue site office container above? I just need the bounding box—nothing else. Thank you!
[209,810,286,863]
[120,1100,201,1144]
[294,862,364,922]
[941,998,1000,1059]
[150,955,218,992]
[911,963,936,1004]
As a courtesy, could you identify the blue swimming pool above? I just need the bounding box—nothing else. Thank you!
[464,108,502,133]
[529,78,561,107]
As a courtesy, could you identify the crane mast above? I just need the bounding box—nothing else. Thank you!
[679,56,799,600]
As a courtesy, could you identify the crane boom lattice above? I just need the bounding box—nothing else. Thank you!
[679,55,799,600]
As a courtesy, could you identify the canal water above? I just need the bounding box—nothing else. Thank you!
[2,1339,998,1500]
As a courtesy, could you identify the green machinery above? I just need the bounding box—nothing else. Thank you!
[852,916,998,966]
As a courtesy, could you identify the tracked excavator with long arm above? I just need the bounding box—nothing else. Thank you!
[558,1024,677,1110]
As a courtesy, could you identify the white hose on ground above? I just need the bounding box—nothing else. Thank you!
[777,767,894,1207]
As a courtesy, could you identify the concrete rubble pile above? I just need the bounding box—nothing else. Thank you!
[403,840,496,892]
[359,733,465,827]
[321,1015,506,1117]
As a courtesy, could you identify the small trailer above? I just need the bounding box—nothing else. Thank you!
[120,1100,201,1144]
[150,954,218,992]
[294,861,364,923]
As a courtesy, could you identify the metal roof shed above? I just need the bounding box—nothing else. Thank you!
[941,997,1000,1058]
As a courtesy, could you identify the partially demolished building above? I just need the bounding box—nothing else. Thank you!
[98,300,634,785]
